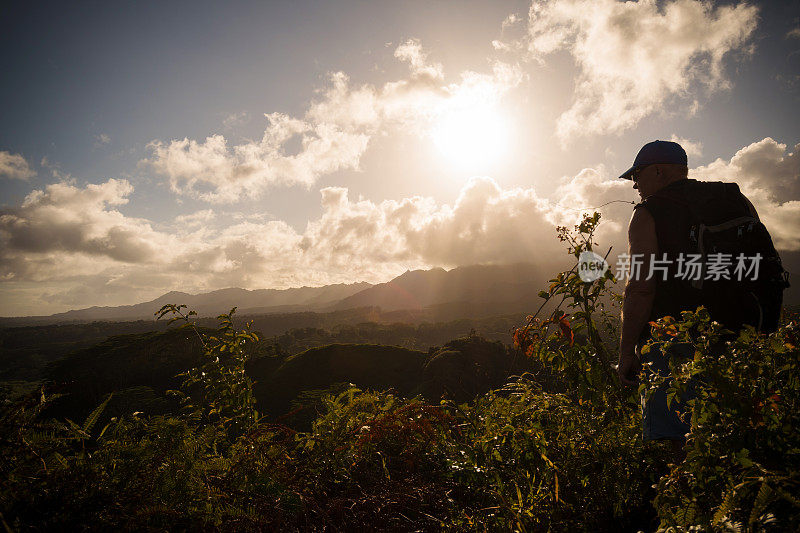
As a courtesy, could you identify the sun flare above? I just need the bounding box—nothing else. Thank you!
[431,105,509,172]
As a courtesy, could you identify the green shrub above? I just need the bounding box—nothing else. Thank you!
[440,376,669,531]
[643,308,800,531]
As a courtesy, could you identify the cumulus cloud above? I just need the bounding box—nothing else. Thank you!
[0,173,580,313]
[5,136,796,314]
[393,38,444,81]
[0,179,172,281]
[300,176,565,270]
[0,179,313,300]
[690,137,800,250]
[306,51,522,142]
[174,209,216,228]
[406,178,563,265]
[19,136,800,312]
[524,0,758,142]
[144,113,370,203]
[0,151,36,180]
[550,167,636,227]
[669,135,703,158]
[144,39,522,203]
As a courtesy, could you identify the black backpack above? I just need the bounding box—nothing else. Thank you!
[675,184,790,333]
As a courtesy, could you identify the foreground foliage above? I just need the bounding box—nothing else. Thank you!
[0,363,667,530]
[2,213,798,531]
[644,308,800,531]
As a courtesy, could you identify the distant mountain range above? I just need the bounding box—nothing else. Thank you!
[25,283,373,324]
[1,263,556,326]
[333,263,549,312]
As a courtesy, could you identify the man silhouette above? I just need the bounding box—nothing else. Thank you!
[615,140,764,452]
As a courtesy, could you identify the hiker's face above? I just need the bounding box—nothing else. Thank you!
[632,165,660,199]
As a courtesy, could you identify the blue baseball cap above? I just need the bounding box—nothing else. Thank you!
[618,140,688,180]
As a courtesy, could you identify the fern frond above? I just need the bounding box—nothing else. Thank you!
[713,489,737,525]
[65,418,90,439]
[51,451,68,468]
[749,482,774,527]
[83,393,113,434]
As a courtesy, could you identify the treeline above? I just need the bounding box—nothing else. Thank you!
[266,314,524,354]
[0,311,527,395]
[30,320,531,432]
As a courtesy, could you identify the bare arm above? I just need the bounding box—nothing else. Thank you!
[618,207,658,385]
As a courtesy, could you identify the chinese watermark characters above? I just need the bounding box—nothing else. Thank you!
[613,253,762,282]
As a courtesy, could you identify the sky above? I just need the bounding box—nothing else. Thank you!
[1,0,799,316]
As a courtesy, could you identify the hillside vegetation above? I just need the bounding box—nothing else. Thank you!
[1,312,531,426]
[1,213,798,531]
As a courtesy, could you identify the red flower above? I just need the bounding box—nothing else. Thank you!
[558,314,574,346]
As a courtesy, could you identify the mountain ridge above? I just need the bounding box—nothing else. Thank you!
[2,282,372,325]
[1,262,558,326]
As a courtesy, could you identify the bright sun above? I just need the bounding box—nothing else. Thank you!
[431,105,509,172]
